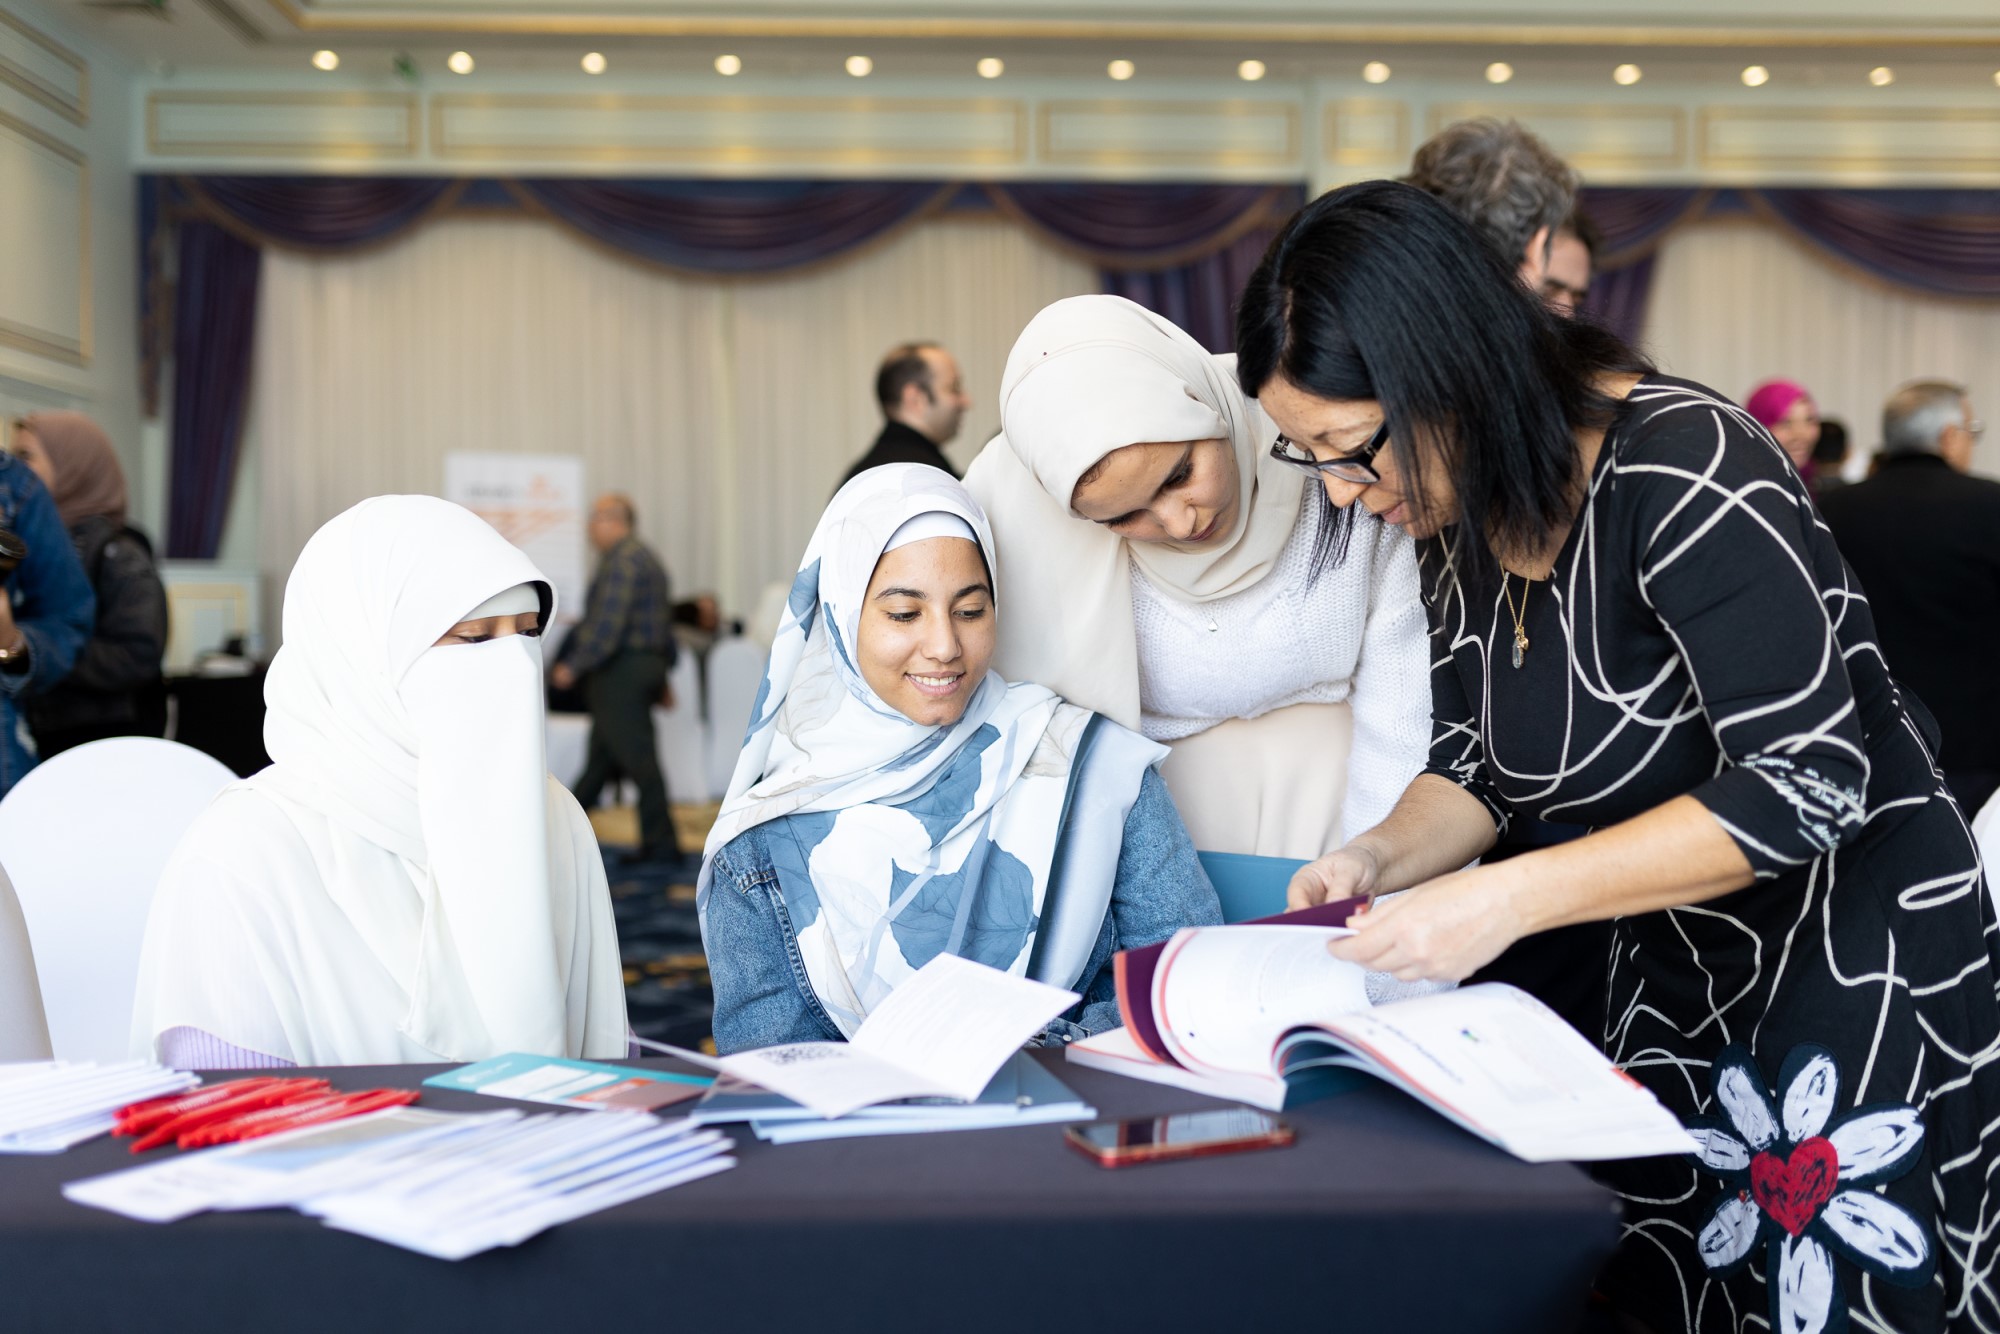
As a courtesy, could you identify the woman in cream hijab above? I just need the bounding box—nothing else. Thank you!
[965,295,1431,858]
[132,495,628,1068]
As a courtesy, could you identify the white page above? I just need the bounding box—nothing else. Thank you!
[715,954,1079,1118]
[846,954,1079,1102]
[1310,984,1697,1162]
[1152,926,1368,1077]
[62,1108,491,1223]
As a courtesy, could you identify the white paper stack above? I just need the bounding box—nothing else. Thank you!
[66,1103,735,1260]
[0,1060,199,1154]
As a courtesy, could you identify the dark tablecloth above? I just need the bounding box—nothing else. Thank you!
[0,1053,1619,1334]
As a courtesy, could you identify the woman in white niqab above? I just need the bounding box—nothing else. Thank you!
[132,495,628,1067]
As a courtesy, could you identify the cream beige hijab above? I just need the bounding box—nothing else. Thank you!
[963,295,1305,731]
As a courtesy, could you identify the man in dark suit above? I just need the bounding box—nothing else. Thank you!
[839,341,971,486]
[1822,380,2000,815]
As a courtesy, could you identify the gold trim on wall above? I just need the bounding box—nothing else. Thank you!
[429,93,1029,166]
[1322,99,1410,167]
[146,90,419,158]
[0,107,88,366]
[1425,101,1687,170]
[262,2,2000,49]
[1037,99,1301,171]
[0,8,87,127]
[1697,106,2000,173]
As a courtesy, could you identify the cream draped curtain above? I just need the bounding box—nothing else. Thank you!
[1642,219,2000,477]
[247,213,1096,626]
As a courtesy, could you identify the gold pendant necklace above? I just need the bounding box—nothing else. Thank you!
[1501,572,1531,669]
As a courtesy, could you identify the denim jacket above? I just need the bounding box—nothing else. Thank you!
[0,456,93,796]
[701,766,1223,1055]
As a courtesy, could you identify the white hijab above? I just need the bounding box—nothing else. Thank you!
[701,464,1163,1037]
[964,295,1306,731]
[135,495,628,1064]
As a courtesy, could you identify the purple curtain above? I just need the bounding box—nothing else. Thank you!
[991,182,1303,351]
[1749,189,2000,299]
[166,220,260,560]
[509,179,953,274]
[183,176,463,251]
[1575,188,1709,346]
[1103,225,1292,354]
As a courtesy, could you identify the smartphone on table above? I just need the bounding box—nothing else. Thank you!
[1064,1107,1294,1168]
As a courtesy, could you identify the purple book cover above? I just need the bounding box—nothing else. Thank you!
[1113,897,1366,1068]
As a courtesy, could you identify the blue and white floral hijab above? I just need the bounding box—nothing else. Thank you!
[700,463,1165,1037]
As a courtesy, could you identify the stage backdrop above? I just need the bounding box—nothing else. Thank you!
[442,452,589,626]
[245,212,1096,624]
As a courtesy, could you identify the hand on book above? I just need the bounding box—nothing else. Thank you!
[1325,863,1526,983]
[1287,845,1382,910]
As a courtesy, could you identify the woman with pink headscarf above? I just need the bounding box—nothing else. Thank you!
[11,411,168,755]
[1745,378,1822,479]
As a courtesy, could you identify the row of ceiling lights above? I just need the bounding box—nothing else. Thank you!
[306,49,2000,89]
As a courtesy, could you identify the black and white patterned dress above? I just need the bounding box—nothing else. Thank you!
[1420,376,2000,1334]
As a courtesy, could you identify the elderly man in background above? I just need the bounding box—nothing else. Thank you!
[839,341,971,486]
[1822,381,2000,815]
[552,493,682,868]
[1404,117,1580,290]
[1540,209,1598,315]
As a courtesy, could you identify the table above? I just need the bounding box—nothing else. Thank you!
[0,1054,1620,1334]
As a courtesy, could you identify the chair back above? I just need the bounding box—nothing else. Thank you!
[1197,851,1309,924]
[0,860,50,1061]
[704,635,768,798]
[655,649,712,804]
[0,738,236,1059]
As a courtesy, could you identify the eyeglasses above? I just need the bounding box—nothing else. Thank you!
[1965,419,1986,439]
[1269,419,1389,484]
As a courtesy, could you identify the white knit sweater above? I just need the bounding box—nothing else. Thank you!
[1130,489,1433,841]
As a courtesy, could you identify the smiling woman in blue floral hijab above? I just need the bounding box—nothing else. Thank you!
[698,463,1221,1053]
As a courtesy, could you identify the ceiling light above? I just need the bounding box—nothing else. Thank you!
[976,57,1004,79]
[310,49,339,72]
[1741,64,1770,87]
[446,50,474,75]
[1107,59,1135,81]
[1362,61,1391,84]
[1485,61,1514,84]
[581,52,606,75]
[1238,59,1266,82]
[1993,69,2000,87]
[1613,63,1642,86]
[1868,65,1895,86]
[845,55,873,77]
[714,53,742,76]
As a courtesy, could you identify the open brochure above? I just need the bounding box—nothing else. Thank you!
[653,953,1080,1119]
[1072,911,1696,1163]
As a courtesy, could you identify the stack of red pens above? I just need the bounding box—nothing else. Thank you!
[113,1078,421,1153]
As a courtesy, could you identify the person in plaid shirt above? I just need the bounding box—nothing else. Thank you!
[551,493,680,864]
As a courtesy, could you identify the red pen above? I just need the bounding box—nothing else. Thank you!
[179,1088,420,1150]
[128,1080,330,1153]
[116,1078,281,1137]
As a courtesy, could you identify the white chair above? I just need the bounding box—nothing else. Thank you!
[0,738,236,1060]
[656,650,712,804]
[704,635,767,798]
[0,860,50,1061]
[1974,788,2000,919]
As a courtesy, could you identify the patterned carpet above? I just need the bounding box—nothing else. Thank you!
[592,802,719,1053]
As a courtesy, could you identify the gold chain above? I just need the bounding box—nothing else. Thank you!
[1501,572,1531,669]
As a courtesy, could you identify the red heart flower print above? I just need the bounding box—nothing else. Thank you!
[1749,1137,1839,1237]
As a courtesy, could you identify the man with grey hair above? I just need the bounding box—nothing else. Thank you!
[1404,117,1580,289]
[1822,380,2000,814]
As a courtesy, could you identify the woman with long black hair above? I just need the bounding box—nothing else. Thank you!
[1238,180,2000,1334]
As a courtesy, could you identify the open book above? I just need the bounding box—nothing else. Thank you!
[653,953,1079,1119]
[1070,904,1695,1163]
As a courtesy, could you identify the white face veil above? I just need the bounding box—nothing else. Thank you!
[238,495,625,1062]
